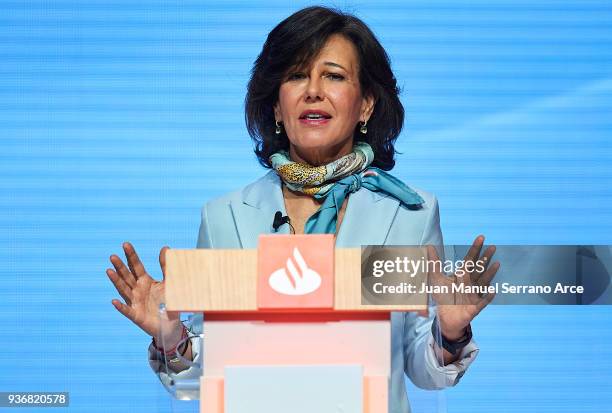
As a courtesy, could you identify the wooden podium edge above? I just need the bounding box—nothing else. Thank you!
[165,248,428,313]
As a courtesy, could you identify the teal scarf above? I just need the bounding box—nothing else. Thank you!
[270,143,424,234]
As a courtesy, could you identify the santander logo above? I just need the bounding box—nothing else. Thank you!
[268,247,322,296]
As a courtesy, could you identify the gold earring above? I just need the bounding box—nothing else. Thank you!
[360,120,368,134]
[275,120,282,135]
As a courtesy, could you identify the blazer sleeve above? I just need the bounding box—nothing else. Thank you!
[402,196,480,389]
[148,205,212,394]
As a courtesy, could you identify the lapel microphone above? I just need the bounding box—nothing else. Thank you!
[272,210,291,232]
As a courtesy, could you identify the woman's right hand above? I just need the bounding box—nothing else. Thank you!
[106,242,184,348]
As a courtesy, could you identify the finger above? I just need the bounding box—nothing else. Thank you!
[426,245,441,266]
[106,268,133,305]
[478,261,500,287]
[463,235,485,264]
[110,254,136,288]
[123,242,148,279]
[111,299,135,322]
[159,246,170,281]
[426,245,446,283]
[480,245,496,271]
[470,245,496,284]
[425,246,456,305]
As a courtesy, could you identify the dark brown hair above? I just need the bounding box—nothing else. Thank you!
[245,6,404,170]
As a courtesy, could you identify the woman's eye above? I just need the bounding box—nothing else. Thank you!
[287,72,306,81]
[326,73,345,81]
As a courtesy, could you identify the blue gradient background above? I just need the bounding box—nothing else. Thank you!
[1,1,611,412]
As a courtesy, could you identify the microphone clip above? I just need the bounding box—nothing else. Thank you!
[272,211,291,232]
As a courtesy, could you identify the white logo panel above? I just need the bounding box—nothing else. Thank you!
[268,247,322,296]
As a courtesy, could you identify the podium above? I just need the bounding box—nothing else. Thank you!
[161,234,430,413]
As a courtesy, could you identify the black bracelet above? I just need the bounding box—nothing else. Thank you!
[430,317,472,356]
[178,336,190,357]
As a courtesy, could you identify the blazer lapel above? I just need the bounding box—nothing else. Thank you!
[229,170,400,248]
[336,189,400,247]
[229,171,289,248]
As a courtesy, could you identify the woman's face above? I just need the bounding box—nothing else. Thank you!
[274,34,374,166]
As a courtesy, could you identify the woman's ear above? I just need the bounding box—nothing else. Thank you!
[361,94,375,122]
[273,102,282,122]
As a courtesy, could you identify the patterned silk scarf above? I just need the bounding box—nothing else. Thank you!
[270,142,425,234]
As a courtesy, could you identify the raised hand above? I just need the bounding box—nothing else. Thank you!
[106,242,183,347]
[427,235,499,340]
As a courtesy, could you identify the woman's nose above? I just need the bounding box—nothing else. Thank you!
[305,76,324,102]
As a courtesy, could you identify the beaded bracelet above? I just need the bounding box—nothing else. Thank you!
[152,325,188,356]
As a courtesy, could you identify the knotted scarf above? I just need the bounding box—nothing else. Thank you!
[270,142,424,234]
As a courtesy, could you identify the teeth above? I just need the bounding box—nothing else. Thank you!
[306,114,323,119]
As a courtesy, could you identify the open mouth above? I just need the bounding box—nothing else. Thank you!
[299,111,332,126]
[299,110,332,120]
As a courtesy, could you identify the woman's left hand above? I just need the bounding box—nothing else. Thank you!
[427,236,499,340]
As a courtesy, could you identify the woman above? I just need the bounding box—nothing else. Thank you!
[106,6,498,413]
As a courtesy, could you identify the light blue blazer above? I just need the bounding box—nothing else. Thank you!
[151,170,478,413]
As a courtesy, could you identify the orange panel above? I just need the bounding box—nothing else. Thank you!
[364,375,389,413]
[200,376,223,413]
[204,311,390,322]
[203,320,390,377]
